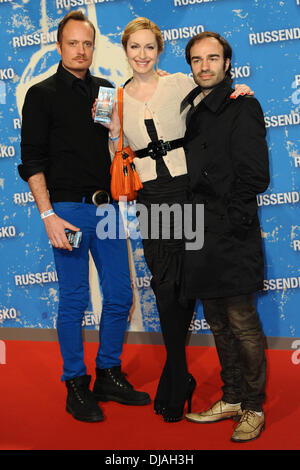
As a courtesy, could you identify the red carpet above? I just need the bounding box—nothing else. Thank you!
[0,340,299,451]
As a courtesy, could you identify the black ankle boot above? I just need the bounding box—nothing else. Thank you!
[66,374,104,422]
[154,364,170,415]
[154,399,167,415]
[162,374,196,423]
[93,366,151,406]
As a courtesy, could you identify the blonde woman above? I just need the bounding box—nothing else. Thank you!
[96,17,252,422]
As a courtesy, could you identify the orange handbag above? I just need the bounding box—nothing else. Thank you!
[110,87,143,201]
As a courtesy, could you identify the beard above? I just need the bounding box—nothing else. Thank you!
[193,72,224,91]
[193,61,228,91]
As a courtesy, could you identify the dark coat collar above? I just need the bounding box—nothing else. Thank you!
[181,75,234,114]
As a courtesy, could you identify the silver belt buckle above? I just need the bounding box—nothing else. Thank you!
[92,190,110,206]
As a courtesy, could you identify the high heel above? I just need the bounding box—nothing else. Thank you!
[162,375,196,423]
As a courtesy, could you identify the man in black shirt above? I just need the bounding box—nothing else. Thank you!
[19,10,150,422]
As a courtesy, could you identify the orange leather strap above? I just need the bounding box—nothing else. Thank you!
[117,87,124,152]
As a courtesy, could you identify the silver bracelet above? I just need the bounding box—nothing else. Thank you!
[41,209,55,219]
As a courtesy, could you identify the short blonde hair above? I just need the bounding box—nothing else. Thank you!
[57,10,96,44]
[121,17,164,54]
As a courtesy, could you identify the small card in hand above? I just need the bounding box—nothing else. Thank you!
[65,229,82,248]
[94,86,115,124]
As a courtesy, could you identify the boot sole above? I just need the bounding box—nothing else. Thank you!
[163,415,184,423]
[93,393,151,406]
[66,405,104,422]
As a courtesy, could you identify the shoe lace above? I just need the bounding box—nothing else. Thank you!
[108,368,133,389]
[69,380,94,404]
[239,410,257,426]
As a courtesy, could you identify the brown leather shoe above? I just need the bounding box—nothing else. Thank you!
[231,410,265,442]
[185,400,242,423]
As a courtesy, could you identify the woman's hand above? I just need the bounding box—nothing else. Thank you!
[230,84,254,99]
[92,100,120,138]
[157,68,170,77]
[107,102,121,137]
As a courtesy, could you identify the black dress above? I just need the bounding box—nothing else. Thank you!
[136,119,195,418]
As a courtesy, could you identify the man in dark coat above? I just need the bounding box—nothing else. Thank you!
[182,32,269,442]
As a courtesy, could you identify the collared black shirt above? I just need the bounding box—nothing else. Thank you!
[19,61,114,197]
[58,61,93,102]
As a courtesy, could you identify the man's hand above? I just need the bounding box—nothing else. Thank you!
[43,214,80,251]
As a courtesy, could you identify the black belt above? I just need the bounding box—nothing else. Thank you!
[135,138,184,160]
[50,189,110,206]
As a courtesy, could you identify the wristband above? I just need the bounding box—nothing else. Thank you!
[41,209,55,219]
[109,133,120,141]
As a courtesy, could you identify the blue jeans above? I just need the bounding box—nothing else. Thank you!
[52,201,133,381]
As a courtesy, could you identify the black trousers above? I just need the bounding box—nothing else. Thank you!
[142,238,195,408]
[202,293,266,411]
[138,177,195,408]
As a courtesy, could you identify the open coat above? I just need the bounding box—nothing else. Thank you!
[182,77,270,299]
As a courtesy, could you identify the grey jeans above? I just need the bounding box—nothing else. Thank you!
[202,294,266,411]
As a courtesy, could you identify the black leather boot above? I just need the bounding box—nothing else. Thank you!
[66,374,104,422]
[93,366,151,406]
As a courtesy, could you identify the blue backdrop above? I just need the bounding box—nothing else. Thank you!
[0,0,299,341]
